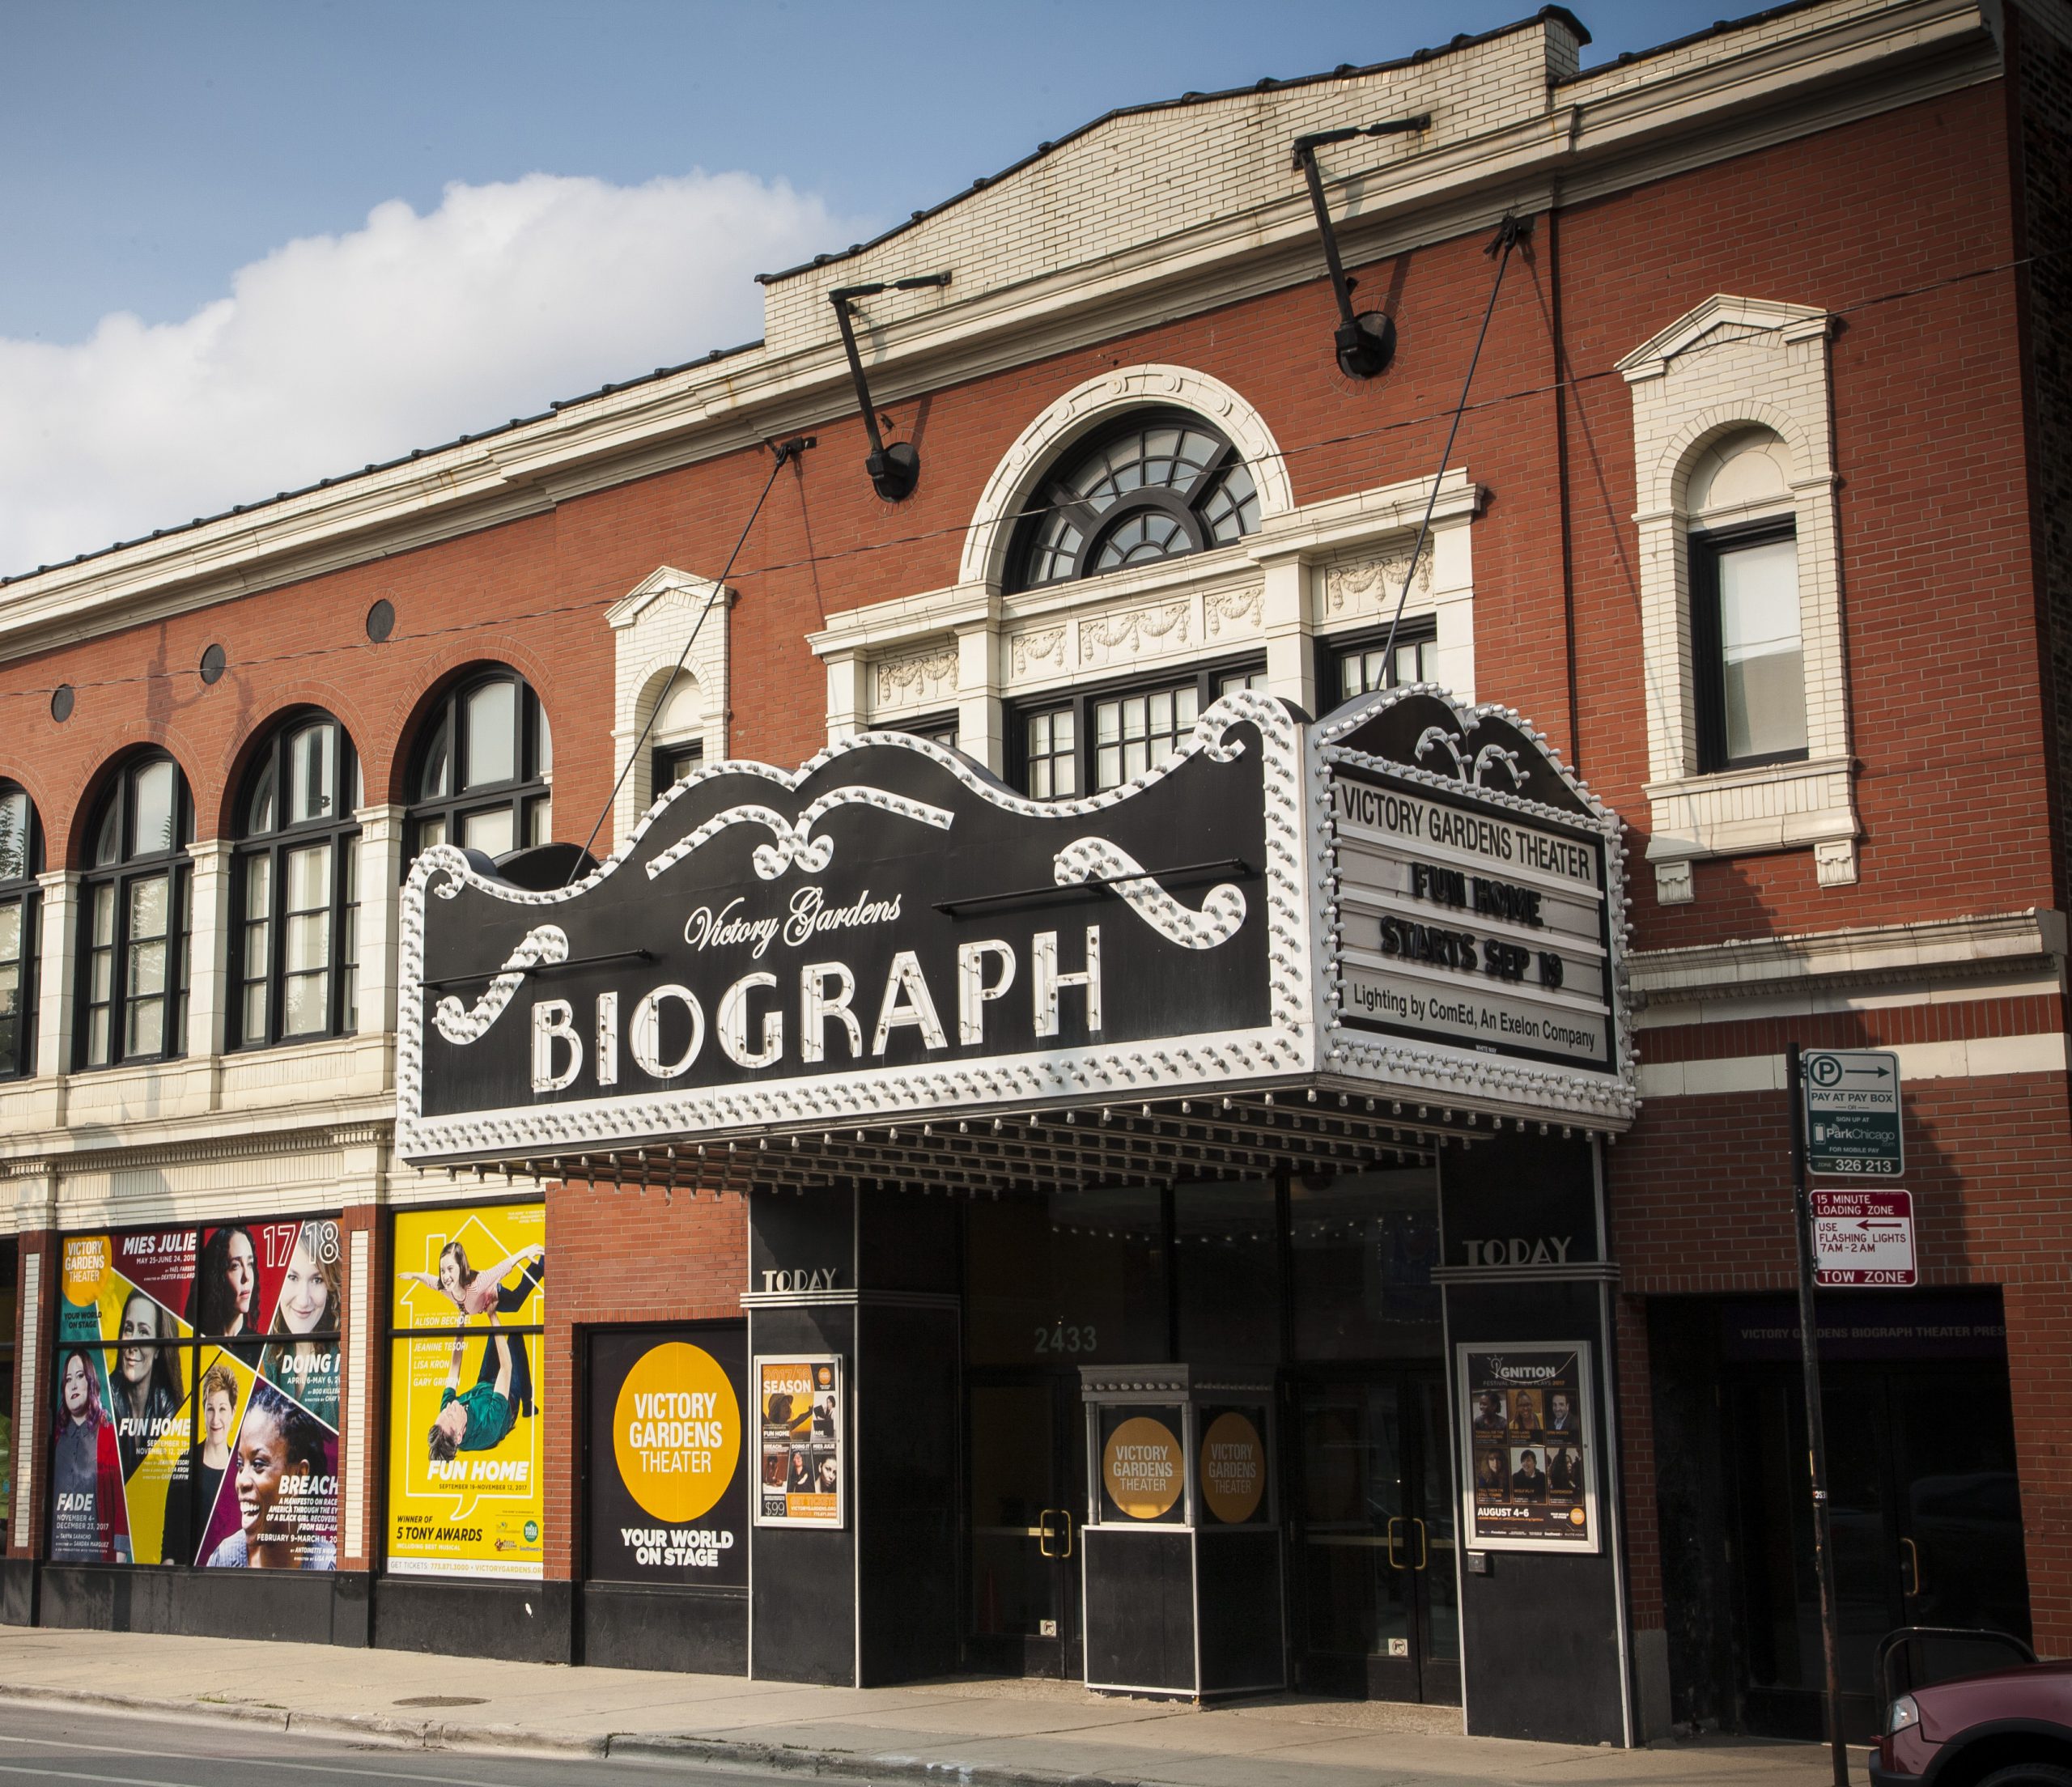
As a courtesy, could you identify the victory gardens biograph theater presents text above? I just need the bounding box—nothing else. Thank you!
[0,0,2067,1748]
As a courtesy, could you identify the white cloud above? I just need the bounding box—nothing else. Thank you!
[0,171,863,576]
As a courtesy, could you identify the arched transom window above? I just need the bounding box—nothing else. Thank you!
[0,781,41,1078]
[235,712,363,1046]
[408,668,553,861]
[79,754,193,1068]
[1010,410,1261,592]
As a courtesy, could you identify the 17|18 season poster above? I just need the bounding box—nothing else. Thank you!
[53,1221,342,1570]
[386,1203,546,1577]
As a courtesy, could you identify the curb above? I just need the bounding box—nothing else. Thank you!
[0,1683,1146,1787]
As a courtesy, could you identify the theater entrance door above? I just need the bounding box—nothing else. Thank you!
[1293,1371,1460,1704]
[967,1373,1085,1679]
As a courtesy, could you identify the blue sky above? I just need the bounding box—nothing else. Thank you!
[3,0,1736,574]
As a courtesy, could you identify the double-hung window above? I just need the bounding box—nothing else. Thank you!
[234,714,363,1046]
[1690,520,1807,770]
[79,756,193,1068]
[0,782,40,1078]
[409,670,553,860]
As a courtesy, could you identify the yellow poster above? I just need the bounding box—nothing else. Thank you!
[386,1203,545,1579]
[754,1356,841,1526]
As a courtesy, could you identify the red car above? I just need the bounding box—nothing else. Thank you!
[1875,1659,2072,1787]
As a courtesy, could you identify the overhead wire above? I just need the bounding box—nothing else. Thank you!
[0,242,2044,712]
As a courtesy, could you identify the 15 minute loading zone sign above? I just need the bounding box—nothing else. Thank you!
[1802,1048,1903,1178]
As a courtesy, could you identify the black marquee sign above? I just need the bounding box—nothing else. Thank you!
[396,687,1635,1168]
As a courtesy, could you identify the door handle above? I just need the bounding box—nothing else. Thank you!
[1412,1517,1429,1571]
[1037,1509,1059,1559]
[1386,1515,1406,1568]
[1056,1509,1074,1560]
[1901,1535,1921,1598]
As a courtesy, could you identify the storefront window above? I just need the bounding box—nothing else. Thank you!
[1289,1168,1441,1360]
[966,1186,1166,1366]
[1174,1179,1280,1366]
[49,1219,342,1568]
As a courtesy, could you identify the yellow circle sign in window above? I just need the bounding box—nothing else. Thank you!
[612,1342,741,1525]
[1199,1411,1265,1524]
[1102,1415,1183,1520]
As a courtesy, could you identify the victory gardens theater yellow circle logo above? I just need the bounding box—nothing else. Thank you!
[612,1343,741,1525]
[1102,1415,1184,1520]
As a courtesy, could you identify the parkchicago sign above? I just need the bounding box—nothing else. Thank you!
[397,687,1634,1167]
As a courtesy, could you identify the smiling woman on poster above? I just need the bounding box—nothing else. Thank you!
[206,1381,336,1569]
[261,1227,341,1426]
[50,1349,128,1563]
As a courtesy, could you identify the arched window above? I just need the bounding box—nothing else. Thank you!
[647,672,704,796]
[1685,428,1805,770]
[234,712,363,1046]
[0,781,42,1078]
[1008,410,1261,592]
[407,669,553,860]
[79,755,193,1068]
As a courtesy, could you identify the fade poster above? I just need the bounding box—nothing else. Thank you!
[386,1203,546,1578]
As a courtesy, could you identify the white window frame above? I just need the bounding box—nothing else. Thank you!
[1619,295,1859,904]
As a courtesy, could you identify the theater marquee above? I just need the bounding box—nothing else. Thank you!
[395,686,1634,1169]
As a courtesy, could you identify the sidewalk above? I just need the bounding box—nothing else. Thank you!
[0,1627,1856,1787]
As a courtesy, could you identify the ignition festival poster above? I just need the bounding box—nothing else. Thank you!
[53,1220,342,1569]
[1459,1342,1598,1551]
[386,1202,546,1578]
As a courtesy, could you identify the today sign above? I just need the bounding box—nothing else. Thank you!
[1802,1048,1903,1177]
[1812,1188,1917,1287]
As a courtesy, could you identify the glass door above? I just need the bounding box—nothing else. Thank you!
[1294,1371,1459,1703]
[967,1375,1083,1678]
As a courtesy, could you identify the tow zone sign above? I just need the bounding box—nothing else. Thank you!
[1812,1188,1917,1288]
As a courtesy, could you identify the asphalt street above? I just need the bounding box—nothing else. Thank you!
[0,1700,758,1787]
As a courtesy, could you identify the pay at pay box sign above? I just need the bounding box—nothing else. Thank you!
[1812,1188,1916,1288]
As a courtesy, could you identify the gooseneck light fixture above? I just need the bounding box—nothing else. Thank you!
[829,274,952,500]
[1291,119,1429,378]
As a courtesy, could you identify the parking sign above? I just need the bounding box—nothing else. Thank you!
[1802,1048,1902,1177]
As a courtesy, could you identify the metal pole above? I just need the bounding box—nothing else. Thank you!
[1787,1041,1849,1786]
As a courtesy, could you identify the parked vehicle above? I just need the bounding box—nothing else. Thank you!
[1875,1628,2069,1787]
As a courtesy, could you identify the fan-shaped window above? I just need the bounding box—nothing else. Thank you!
[78,755,193,1068]
[1010,411,1261,592]
[407,669,553,861]
[234,714,363,1047]
[0,781,42,1078]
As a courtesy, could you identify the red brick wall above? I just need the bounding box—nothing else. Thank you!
[541,1182,745,1580]
[0,87,2039,961]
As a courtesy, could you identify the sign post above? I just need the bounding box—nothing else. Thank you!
[1787,1041,1849,1786]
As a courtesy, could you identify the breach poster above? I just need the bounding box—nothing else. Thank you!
[386,1202,546,1578]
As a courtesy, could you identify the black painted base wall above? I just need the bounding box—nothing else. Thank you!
[580,1583,746,1675]
[38,1565,371,1647]
[0,1560,37,1628]
[372,1577,574,1663]
[1084,1529,1195,1694]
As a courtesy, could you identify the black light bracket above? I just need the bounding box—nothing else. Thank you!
[1292,118,1429,378]
[829,274,952,500]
